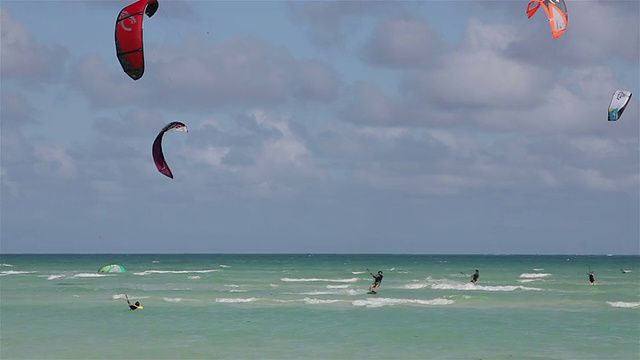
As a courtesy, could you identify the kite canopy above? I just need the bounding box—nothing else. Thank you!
[608,90,632,121]
[115,0,159,80]
[526,0,568,39]
[152,121,188,179]
[97,264,126,273]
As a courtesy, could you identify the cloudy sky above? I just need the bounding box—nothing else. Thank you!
[1,0,638,254]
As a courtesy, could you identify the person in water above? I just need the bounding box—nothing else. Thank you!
[587,271,595,285]
[128,299,142,310]
[468,270,480,284]
[369,271,383,292]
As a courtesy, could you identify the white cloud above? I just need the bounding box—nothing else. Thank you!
[72,56,143,107]
[188,146,230,167]
[0,6,67,81]
[33,145,77,179]
[401,18,553,111]
[363,16,437,68]
[286,1,404,48]
[506,1,639,67]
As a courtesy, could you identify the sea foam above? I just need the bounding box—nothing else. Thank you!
[74,273,108,278]
[216,297,258,303]
[303,297,342,305]
[163,297,188,303]
[327,284,350,289]
[295,289,360,296]
[1,270,35,276]
[134,269,219,275]
[607,301,640,309]
[352,297,454,308]
[404,283,428,290]
[280,277,359,283]
[519,273,552,279]
[431,282,541,292]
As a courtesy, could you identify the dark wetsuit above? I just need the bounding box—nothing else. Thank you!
[373,274,383,287]
[471,272,479,283]
[588,274,595,284]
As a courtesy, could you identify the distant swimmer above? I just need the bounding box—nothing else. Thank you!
[126,294,143,310]
[587,271,595,285]
[367,269,383,293]
[462,270,480,284]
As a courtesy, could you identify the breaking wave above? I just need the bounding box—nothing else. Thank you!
[45,273,108,280]
[134,269,220,275]
[280,277,359,283]
[519,273,552,279]
[216,297,259,303]
[1,270,35,276]
[303,298,343,305]
[352,297,454,308]
[607,301,640,309]
[327,284,350,289]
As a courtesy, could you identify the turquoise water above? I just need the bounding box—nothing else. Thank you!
[1,254,638,359]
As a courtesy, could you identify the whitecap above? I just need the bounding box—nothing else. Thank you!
[404,283,428,290]
[1,270,36,276]
[224,285,248,293]
[303,297,342,305]
[163,297,187,303]
[1,263,14,267]
[74,273,109,278]
[134,269,219,275]
[533,268,544,271]
[295,289,360,296]
[297,290,334,295]
[432,283,541,291]
[280,277,359,283]
[352,297,454,308]
[47,274,65,280]
[326,285,349,289]
[519,273,551,279]
[215,297,258,303]
[607,301,640,309]
[188,276,200,280]
[219,265,231,268]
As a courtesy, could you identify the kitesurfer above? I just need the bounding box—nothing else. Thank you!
[368,270,383,292]
[462,270,480,284]
[587,271,595,285]
[128,300,142,310]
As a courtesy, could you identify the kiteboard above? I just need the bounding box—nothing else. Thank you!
[367,290,377,295]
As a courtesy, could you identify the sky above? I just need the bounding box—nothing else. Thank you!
[1,0,638,254]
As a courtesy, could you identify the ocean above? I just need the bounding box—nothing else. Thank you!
[0,254,638,360]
